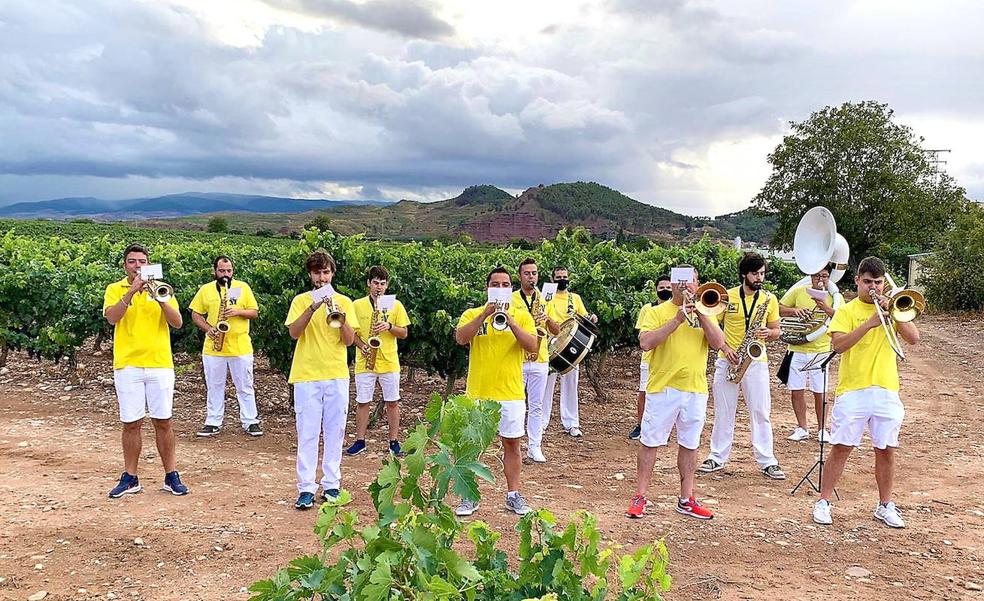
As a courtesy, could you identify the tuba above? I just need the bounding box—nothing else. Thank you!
[326,296,346,328]
[212,278,231,352]
[870,274,926,360]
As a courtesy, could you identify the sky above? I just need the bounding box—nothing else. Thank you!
[1,0,982,216]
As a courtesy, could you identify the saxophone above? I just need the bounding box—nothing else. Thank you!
[212,281,231,352]
[727,291,771,384]
[526,293,548,362]
[365,304,384,371]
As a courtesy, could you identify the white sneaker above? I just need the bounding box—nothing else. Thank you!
[818,430,831,443]
[526,447,546,463]
[505,492,532,515]
[813,499,832,525]
[567,427,583,438]
[455,499,480,517]
[874,502,905,528]
[787,427,810,441]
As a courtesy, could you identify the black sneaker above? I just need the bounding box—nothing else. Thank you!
[196,425,220,437]
[697,459,723,473]
[627,424,642,440]
[345,439,367,456]
[109,472,142,498]
[245,424,263,437]
[389,440,403,456]
[322,488,340,502]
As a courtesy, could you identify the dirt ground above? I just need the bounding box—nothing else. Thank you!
[1,314,983,601]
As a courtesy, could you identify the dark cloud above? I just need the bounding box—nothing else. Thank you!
[264,0,454,40]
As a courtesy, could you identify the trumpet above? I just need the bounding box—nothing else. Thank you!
[681,281,730,327]
[491,301,510,331]
[869,275,925,360]
[144,278,174,303]
[326,296,346,329]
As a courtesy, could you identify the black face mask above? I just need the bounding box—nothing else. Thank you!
[656,289,673,302]
[555,279,569,291]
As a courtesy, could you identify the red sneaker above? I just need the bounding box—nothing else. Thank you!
[676,497,713,520]
[626,494,647,519]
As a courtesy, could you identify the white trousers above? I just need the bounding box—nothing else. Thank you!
[544,367,580,432]
[203,354,259,429]
[523,362,550,449]
[707,359,778,468]
[293,378,349,493]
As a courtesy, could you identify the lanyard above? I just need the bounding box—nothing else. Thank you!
[740,290,760,330]
[519,289,537,312]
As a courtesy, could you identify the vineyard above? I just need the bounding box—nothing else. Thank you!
[0,223,799,393]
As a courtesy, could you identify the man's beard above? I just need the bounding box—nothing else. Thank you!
[746,278,763,290]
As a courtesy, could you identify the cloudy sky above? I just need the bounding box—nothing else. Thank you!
[1,0,982,215]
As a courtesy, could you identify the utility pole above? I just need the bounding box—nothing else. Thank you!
[924,149,951,185]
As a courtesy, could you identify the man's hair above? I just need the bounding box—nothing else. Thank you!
[738,252,766,276]
[487,265,511,285]
[656,275,671,286]
[518,257,537,271]
[857,256,886,278]
[814,263,833,276]
[122,243,149,262]
[213,255,233,269]
[305,249,336,273]
[367,265,389,282]
[552,266,569,277]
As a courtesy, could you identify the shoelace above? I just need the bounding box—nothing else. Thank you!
[631,496,646,509]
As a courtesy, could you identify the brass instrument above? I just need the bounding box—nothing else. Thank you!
[326,296,346,329]
[727,291,771,384]
[212,280,231,352]
[679,281,730,327]
[779,308,829,346]
[365,303,385,371]
[869,275,925,360]
[491,301,509,331]
[144,278,174,303]
[526,293,548,362]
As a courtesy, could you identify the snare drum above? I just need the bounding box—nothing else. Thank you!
[548,314,598,375]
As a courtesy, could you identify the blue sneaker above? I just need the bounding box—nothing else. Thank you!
[345,439,366,456]
[109,472,142,498]
[389,440,403,456]
[162,471,189,496]
[322,488,340,502]
[295,491,315,510]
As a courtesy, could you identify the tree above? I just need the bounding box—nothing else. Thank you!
[922,202,984,311]
[755,101,968,274]
[305,214,332,232]
[207,216,229,233]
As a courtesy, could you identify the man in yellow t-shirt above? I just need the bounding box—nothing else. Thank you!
[189,256,262,438]
[779,265,837,443]
[812,257,920,529]
[629,275,673,441]
[513,258,562,463]
[102,243,187,499]
[284,250,359,510]
[454,267,539,518]
[699,253,786,481]
[543,267,597,439]
[346,265,411,457]
[627,268,725,520]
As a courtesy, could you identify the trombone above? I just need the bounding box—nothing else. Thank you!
[869,275,925,360]
[681,281,729,327]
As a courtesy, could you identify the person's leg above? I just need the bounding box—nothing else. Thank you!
[146,368,177,473]
[293,382,322,493]
[524,363,548,451]
[122,419,143,475]
[114,367,146,475]
[870,389,905,505]
[559,368,580,431]
[381,372,402,441]
[202,355,228,427]
[150,418,177,473]
[743,362,778,469]
[636,445,659,496]
[542,372,558,433]
[676,390,707,498]
[820,390,869,499]
[502,437,522,491]
[874,447,896,504]
[635,391,675,494]
[819,444,853,500]
[678,447,698,499]
[228,354,259,429]
[813,392,827,431]
[791,389,807,430]
[320,378,350,491]
[353,373,374,440]
[636,391,646,422]
[707,360,739,465]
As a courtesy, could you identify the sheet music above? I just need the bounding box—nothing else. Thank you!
[139,264,164,280]
[670,267,696,283]
[310,284,335,302]
[541,282,558,301]
[227,287,242,301]
[377,294,396,311]
[487,288,512,304]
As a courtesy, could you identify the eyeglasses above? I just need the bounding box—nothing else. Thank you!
[814,274,830,280]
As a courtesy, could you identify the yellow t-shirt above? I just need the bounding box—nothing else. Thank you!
[285,292,360,384]
[718,287,780,362]
[457,305,536,401]
[352,297,411,374]
[545,291,587,324]
[829,298,900,396]
[512,289,548,363]
[103,277,180,370]
[635,303,655,365]
[188,280,260,357]
[779,286,833,354]
[640,300,711,394]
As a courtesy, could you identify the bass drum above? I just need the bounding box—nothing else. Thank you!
[548,315,598,375]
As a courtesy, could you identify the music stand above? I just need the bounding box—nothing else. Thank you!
[790,350,840,499]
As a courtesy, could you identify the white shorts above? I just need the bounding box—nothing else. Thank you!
[638,362,649,393]
[830,387,904,449]
[787,352,828,394]
[640,387,708,450]
[498,400,526,439]
[114,367,175,423]
[354,371,401,403]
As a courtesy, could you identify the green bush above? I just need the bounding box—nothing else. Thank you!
[248,394,671,601]
[921,203,984,311]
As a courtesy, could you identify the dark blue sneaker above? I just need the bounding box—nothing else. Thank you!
[322,488,340,502]
[109,472,142,498]
[389,440,403,456]
[295,491,315,510]
[162,471,189,496]
[627,424,642,441]
[345,439,366,456]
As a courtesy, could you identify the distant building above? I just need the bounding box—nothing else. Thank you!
[907,252,934,291]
